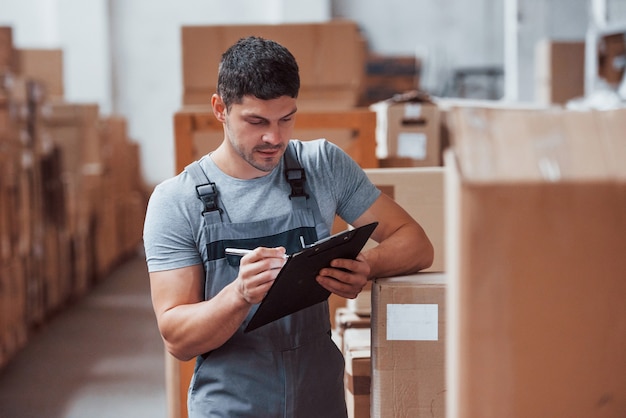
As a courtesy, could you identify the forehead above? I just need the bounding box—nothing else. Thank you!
[231,95,297,119]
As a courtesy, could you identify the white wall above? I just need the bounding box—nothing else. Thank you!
[0,0,112,112]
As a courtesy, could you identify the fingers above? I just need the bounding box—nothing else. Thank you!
[316,257,370,299]
[236,247,287,304]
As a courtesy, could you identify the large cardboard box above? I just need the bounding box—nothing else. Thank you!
[371,92,441,167]
[181,20,365,110]
[534,40,585,105]
[445,105,626,418]
[371,273,446,418]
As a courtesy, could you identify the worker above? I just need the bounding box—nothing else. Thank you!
[143,36,433,418]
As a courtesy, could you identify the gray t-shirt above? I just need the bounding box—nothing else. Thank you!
[143,139,380,273]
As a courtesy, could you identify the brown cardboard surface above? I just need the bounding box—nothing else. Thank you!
[181,20,364,108]
[371,273,446,418]
[15,48,64,98]
[447,106,614,181]
[344,328,371,418]
[0,27,16,73]
[364,167,445,272]
[445,105,626,418]
[42,101,102,174]
[372,100,441,166]
[534,40,585,105]
[599,33,626,85]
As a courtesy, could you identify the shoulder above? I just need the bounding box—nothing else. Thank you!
[290,139,351,167]
[147,166,204,216]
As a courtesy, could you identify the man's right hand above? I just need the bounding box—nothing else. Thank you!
[235,247,287,304]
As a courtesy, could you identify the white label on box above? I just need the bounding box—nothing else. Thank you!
[397,132,427,159]
[404,103,423,118]
[387,304,438,341]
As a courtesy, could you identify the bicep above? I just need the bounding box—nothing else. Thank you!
[352,193,422,243]
[149,264,204,320]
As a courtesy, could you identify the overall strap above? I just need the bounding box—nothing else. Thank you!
[282,141,329,245]
[283,141,309,210]
[185,161,224,224]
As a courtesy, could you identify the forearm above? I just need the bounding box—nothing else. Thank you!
[158,282,251,361]
[362,221,434,279]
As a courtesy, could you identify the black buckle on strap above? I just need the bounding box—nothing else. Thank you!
[195,182,221,214]
[285,168,309,199]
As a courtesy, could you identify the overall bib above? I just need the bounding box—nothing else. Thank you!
[185,144,348,418]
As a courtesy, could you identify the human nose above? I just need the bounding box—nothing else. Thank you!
[261,123,283,144]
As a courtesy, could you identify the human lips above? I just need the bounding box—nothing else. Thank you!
[256,146,282,158]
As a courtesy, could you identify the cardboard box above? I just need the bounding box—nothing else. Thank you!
[534,40,585,105]
[42,101,102,174]
[181,20,365,109]
[359,54,420,106]
[371,273,447,418]
[364,167,445,272]
[344,328,371,418]
[599,32,626,85]
[371,92,441,166]
[335,307,371,353]
[15,49,64,99]
[40,101,102,236]
[445,105,626,418]
[0,27,16,73]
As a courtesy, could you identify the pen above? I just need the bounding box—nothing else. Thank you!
[225,248,289,259]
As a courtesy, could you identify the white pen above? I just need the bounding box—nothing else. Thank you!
[225,248,289,259]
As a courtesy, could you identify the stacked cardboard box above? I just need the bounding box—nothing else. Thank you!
[370,91,442,168]
[371,273,447,418]
[0,70,47,365]
[534,40,585,105]
[599,33,626,86]
[0,27,16,73]
[334,307,372,353]
[0,31,149,371]
[181,20,365,111]
[344,328,372,418]
[346,166,446,318]
[359,54,420,106]
[445,105,626,418]
[364,166,445,273]
[15,48,64,99]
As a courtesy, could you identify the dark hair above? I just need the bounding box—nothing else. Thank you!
[217,36,300,110]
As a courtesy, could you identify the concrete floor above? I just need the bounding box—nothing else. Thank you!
[0,251,167,418]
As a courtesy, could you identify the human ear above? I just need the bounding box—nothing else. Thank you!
[211,94,226,122]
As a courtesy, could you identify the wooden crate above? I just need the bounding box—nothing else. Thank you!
[174,105,378,171]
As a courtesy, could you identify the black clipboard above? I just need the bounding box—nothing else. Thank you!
[244,221,378,333]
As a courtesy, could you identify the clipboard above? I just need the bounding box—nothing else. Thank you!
[244,221,378,333]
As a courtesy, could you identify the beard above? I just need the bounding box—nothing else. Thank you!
[240,143,284,173]
[224,116,286,173]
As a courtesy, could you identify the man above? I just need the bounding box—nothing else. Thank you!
[143,36,433,417]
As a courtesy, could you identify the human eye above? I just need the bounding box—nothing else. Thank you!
[247,118,266,126]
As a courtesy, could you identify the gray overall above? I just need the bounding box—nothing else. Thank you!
[184,143,348,418]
